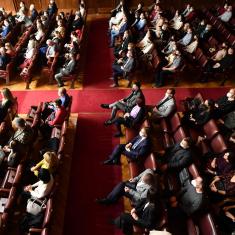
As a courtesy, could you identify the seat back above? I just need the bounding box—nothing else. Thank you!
[210,134,227,154]
[42,198,53,228]
[202,119,219,140]
[198,213,218,235]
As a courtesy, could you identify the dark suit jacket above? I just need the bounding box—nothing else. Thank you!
[179,180,205,216]
[165,143,193,171]
[124,89,145,109]
[219,54,235,70]
[124,135,151,159]
[62,94,70,108]
[135,200,157,229]
[119,22,129,35]
[216,96,235,117]
[129,106,146,127]
[1,26,11,38]
[29,9,38,22]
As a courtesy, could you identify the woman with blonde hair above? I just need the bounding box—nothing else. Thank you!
[0,88,16,122]
[31,151,58,176]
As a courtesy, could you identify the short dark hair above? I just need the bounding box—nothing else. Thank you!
[38,168,51,184]
[168,88,175,95]
[132,80,141,88]
[55,99,62,107]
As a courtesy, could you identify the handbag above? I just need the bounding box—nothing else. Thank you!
[26,198,47,215]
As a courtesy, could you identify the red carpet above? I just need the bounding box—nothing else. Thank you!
[63,113,123,235]
[14,88,230,114]
[83,18,114,89]
[9,17,233,235]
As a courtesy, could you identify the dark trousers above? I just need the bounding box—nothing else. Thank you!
[112,64,123,85]
[114,117,132,133]
[107,181,135,203]
[155,69,173,86]
[109,144,138,162]
[114,213,138,235]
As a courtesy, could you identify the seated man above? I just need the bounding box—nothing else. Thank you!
[211,47,234,73]
[101,81,145,124]
[110,98,146,137]
[178,28,193,46]
[178,177,206,216]
[41,87,70,120]
[1,19,11,39]
[40,99,67,138]
[103,127,151,165]
[3,118,33,154]
[214,88,235,118]
[159,137,193,172]
[54,53,76,87]
[151,88,176,119]
[110,50,135,87]
[110,16,129,48]
[154,50,182,87]
[96,168,155,205]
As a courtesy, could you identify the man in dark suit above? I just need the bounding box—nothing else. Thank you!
[198,24,212,42]
[108,98,146,137]
[101,81,145,124]
[103,127,151,164]
[179,177,206,216]
[160,137,193,172]
[215,88,235,118]
[0,46,10,70]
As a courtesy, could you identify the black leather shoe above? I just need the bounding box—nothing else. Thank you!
[95,198,111,205]
[100,104,110,109]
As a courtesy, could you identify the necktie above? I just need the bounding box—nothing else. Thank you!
[132,137,143,149]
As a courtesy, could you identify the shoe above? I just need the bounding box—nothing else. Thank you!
[103,159,113,165]
[114,132,124,138]
[110,83,119,88]
[104,120,112,126]
[95,198,111,205]
[100,104,110,109]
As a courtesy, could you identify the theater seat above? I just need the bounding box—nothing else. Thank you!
[210,134,227,154]
[198,213,218,235]
[187,218,199,235]
[203,120,219,140]
[173,127,186,142]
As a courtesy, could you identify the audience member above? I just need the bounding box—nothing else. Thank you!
[103,127,151,164]
[96,168,155,205]
[101,81,145,123]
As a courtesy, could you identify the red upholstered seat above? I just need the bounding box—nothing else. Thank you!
[198,213,218,235]
[210,134,227,154]
[203,119,219,140]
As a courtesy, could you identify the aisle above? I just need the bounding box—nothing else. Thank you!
[63,113,123,235]
[83,18,114,89]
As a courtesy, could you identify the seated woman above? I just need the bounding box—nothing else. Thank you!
[210,170,235,196]
[170,15,183,30]
[105,98,145,137]
[206,152,234,176]
[22,168,54,201]
[0,88,16,123]
[113,188,160,235]
[52,19,65,38]
[31,151,58,177]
